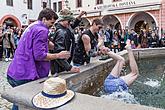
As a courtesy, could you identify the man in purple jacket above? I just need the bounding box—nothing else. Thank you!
[6,8,70,110]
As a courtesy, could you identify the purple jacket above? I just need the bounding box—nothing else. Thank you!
[7,21,50,80]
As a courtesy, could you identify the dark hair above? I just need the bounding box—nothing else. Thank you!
[38,8,58,21]
[92,18,104,25]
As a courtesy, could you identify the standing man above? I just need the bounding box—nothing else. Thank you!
[73,18,105,66]
[51,9,86,74]
[106,24,113,50]
[7,8,70,110]
[3,29,16,62]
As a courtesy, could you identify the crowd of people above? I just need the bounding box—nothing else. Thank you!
[73,26,165,53]
[0,26,24,61]
[1,13,165,62]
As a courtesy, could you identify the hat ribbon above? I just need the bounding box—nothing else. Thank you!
[41,91,67,98]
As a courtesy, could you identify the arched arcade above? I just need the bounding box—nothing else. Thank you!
[126,12,158,33]
[0,15,21,28]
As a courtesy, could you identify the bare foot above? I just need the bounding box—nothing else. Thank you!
[126,39,131,45]
[125,44,132,51]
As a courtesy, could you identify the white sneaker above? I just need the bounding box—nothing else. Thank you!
[5,58,9,62]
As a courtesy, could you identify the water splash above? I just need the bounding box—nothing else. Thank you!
[143,78,161,88]
[101,91,139,104]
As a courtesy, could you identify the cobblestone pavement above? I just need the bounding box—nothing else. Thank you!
[0,61,12,110]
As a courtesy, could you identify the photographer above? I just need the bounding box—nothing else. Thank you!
[3,29,15,62]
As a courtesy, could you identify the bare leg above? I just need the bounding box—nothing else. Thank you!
[106,51,125,77]
[120,44,139,86]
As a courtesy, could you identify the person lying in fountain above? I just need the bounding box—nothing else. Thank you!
[103,43,139,94]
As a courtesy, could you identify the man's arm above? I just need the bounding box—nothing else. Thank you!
[48,40,54,50]
[70,11,86,29]
[106,51,125,61]
[70,19,81,29]
[76,11,86,20]
[45,51,70,61]
[82,34,91,53]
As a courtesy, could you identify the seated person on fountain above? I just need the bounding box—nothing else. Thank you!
[103,43,139,94]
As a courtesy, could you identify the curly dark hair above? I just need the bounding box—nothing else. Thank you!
[38,8,58,21]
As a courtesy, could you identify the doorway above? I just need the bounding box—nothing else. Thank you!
[134,20,149,34]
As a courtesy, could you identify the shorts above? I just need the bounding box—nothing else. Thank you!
[104,74,128,94]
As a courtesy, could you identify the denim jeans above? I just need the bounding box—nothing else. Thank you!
[4,48,11,58]
[7,75,33,110]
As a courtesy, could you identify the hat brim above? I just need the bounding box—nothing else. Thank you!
[32,90,75,109]
[58,16,75,22]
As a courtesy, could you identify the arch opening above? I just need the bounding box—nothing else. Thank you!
[102,15,121,30]
[0,15,21,28]
[127,12,157,34]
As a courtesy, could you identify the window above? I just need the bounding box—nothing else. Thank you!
[43,2,47,8]
[6,0,13,6]
[53,2,57,12]
[76,0,82,7]
[27,0,32,9]
[96,0,103,5]
[58,1,62,12]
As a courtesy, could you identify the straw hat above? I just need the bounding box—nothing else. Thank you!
[32,77,75,109]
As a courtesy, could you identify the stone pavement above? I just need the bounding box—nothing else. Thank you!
[0,61,12,110]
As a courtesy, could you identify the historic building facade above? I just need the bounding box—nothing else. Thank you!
[0,0,49,28]
[1,0,165,36]
[63,0,165,36]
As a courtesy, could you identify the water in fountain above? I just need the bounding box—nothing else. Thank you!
[95,57,165,109]
[101,91,139,104]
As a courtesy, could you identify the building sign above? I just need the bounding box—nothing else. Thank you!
[94,1,136,10]
[72,0,136,15]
